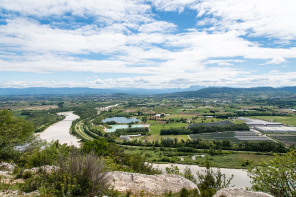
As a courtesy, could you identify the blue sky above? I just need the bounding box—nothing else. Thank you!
[0,0,296,89]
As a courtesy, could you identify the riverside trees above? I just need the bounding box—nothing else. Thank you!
[0,109,35,159]
[249,149,296,197]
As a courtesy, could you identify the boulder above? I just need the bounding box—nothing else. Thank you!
[107,171,198,195]
[24,165,60,174]
[0,162,15,171]
[0,190,39,197]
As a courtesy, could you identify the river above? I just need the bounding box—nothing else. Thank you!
[38,111,80,147]
[153,163,252,188]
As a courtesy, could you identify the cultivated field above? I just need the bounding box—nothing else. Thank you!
[252,116,296,127]
[190,130,271,142]
[270,135,296,146]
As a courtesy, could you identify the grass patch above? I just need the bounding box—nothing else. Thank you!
[122,146,274,169]
[252,116,296,127]
[145,122,188,142]
[91,125,105,132]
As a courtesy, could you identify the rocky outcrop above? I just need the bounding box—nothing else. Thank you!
[0,162,15,171]
[0,190,39,197]
[107,171,198,195]
[214,187,274,197]
[0,162,39,196]
[24,165,59,174]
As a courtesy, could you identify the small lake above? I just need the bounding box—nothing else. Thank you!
[102,117,140,124]
[107,124,146,132]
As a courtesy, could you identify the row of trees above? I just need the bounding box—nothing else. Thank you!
[160,124,249,135]
[123,138,287,153]
[21,110,65,133]
[111,127,149,136]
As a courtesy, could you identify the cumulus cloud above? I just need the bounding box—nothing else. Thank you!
[2,70,296,89]
[0,0,151,22]
[0,0,296,88]
[266,57,286,64]
[194,0,296,40]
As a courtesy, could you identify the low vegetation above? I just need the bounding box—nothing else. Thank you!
[249,149,296,197]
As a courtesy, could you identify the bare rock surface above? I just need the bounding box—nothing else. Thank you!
[0,190,39,197]
[24,165,59,174]
[107,171,198,195]
[214,187,274,197]
[0,162,15,171]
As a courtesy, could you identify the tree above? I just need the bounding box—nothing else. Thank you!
[197,159,233,197]
[248,149,296,197]
[142,116,147,123]
[57,101,64,108]
[82,138,109,156]
[0,109,35,159]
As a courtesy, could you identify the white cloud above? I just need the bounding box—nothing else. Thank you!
[0,0,296,89]
[149,0,296,40]
[0,0,151,22]
[149,0,197,12]
[3,70,296,89]
[194,0,296,40]
[266,57,286,64]
[0,18,128,54]
[138,21,176,33]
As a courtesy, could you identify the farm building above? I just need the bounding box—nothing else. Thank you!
[238,117,283,127]
[120,136,130,141]
[254,126,296,134]
[120,134,141,141]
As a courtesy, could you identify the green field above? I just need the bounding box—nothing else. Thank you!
[123,146,274,169]
[91,124,105,132]
[253,116,296,127]
[145,121,188,142]
[189,131,240,142]
[12,110,29,118]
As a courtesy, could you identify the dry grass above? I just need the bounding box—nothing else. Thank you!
[7,105,58,111]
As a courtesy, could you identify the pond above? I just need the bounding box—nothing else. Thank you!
[38,111,81,147]
[153,163,252,188]
[107,124,146,132]
[102,117,140,124]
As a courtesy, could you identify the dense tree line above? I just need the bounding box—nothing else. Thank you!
[122,138,287,153]
[22,110,65,132]
[235,111,283,117]
[189,124,249,134]
[71,106,97,119]
[160,124,249,135]
[0,109,35,159]
[112,127,149,136]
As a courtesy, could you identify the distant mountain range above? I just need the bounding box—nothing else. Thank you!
[0,86,204,96]
[169,87,296,98]
[0,86,296,97]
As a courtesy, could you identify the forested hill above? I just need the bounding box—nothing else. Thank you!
[1,86,296,97]
[0,86,203,96]
[168,87,296,98]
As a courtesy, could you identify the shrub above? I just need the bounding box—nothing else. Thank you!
[248,149,296,197]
